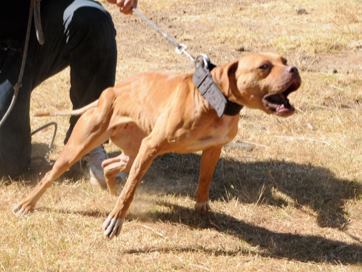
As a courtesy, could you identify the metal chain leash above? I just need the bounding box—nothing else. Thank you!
[132,8,216,83]
[133,8,196,63]
[133,8,233,117]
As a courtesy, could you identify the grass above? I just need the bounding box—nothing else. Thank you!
[1,0,362,271]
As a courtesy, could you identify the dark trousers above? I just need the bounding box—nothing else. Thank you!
[0,0,117,177]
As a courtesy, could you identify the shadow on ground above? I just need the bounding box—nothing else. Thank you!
[16,146,362,264]
[37,200,362,264]
[126,201,362,264]
[9,144,362,231]
[145,153,362,231]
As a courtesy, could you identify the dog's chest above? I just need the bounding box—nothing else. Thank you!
[202,118,237,143]
[177,116,239,152]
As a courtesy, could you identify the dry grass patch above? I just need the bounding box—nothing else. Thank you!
[1,0,362,271]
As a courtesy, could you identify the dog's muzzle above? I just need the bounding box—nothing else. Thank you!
[262,66,301,117]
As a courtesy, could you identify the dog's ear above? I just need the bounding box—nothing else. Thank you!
[226,61,239,93]
[214,61,239,95]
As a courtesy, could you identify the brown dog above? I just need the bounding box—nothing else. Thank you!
[13,52,301,239]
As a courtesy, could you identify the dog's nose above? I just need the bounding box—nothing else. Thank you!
[288,66,299,74]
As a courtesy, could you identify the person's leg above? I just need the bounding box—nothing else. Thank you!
[63,0,117,139]
[0,0,117,178]
[30,0,117,120]
[0,42,32,177]
[0,0,74,177]
[62,0,117,186]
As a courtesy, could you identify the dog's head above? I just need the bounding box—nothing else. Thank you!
[215,52,301,117]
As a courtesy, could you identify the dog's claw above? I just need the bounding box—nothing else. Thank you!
[195,202,210,213]
[102,215,124,239]
[12,202,34,217]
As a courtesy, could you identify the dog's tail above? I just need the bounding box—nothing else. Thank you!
[34,100,99,117]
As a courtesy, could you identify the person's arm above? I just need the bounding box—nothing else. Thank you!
[106,0,138,14]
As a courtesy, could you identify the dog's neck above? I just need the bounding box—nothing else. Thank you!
[210,64,243,116]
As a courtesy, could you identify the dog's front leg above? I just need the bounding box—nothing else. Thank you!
[195,145,222,213]
[102,135,162,239]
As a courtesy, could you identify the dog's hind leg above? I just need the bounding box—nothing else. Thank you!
[103,121,145,195]
[13,89,116,216]
[13,128,110,216]
[12,146,84,216]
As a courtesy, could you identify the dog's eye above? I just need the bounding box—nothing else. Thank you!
[259,63,272,71]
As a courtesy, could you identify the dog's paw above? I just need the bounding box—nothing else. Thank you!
[102,215,124,239]
[106,184,118,196]
[195,202,210,213]
[12,201,34,217]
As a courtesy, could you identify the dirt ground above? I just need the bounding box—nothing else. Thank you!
[1,0,362,271]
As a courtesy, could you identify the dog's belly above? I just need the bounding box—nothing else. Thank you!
[170,116,239,153]
[179,135,233,153]
[110,120,147,155]
[109,111,239,155]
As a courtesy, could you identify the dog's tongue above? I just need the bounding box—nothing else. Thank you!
[276,104,292,113]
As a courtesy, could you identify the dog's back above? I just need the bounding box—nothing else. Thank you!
[109,72,199,134]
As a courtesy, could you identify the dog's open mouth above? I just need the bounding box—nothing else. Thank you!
[262,82,299,116]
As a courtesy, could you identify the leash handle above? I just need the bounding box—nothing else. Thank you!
[133,8,195,63]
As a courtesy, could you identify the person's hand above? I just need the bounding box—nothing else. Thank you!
[106,0,138,15]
